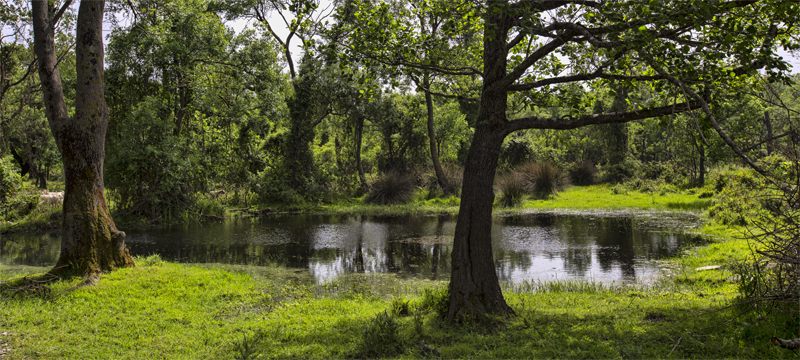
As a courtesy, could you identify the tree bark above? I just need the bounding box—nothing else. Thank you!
[698,140,706,186]
[764,111,774,155]
[32,0,134,276]
[447,0,513,321]
[423,75,453,195]
[447,125,511,320]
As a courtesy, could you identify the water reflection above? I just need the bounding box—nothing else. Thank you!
[0,213,697,284]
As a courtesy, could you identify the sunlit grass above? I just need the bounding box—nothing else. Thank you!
[523,184,711,211]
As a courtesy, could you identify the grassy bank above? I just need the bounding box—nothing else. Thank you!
[2,185,795,358]
[271,184,710,217]
[1,224,796,359]
[3,185,711,233]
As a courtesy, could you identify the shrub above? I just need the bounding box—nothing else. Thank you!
[366,172,416,205]
[496,172,526,207]
[499,139,532,168]
[415,287,449,317]
[569,160,596,186]
[517,161,565,199]
[734,155,800,307]
[601,158,639,183]
[357,311,404,358]
[106,98,205,221]
[706,167,764,226]
[424,164,463,198]
[0,156,22,205]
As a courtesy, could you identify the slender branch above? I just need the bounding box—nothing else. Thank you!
[643,54,777,183]
[504,100,700,133]
[52,0,74,26]
[500,35,572,87]
[509,71,663,91]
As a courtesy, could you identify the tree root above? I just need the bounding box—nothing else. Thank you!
[772,337,800,350]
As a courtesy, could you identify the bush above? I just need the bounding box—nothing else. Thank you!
[499,139,532,168]
[366,172,416,205]
[569,160,596,186]
[734,156,800,306]
[496,172,526,207]
[414,287,449,317]
[517,161,565,199]
[425,164,463,198]
[601,158,637,183]
[706,167,764,226]
[0,156,22,205]
[106,98,205,221]
[357,311,404,358]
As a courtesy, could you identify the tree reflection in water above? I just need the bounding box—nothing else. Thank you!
[1,212,698,285]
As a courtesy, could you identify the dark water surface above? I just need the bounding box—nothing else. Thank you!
[0,212,701,284]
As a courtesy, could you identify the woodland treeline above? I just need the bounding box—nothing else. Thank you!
[1,0,798,320]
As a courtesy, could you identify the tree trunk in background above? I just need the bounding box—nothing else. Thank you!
[423,75,453,195]
[32,0,134,276]
[603,87,629,182]
[764,111,774,155]
[447,2,513,320]
[698,140,705,186]
[354,115,368,193]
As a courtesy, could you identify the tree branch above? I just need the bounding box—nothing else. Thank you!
[504,100,700,133]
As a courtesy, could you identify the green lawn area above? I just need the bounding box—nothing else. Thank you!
[1,186,795,359]
[289,185,711,217]
[524,185,711,211]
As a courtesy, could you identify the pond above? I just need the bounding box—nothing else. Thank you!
[0,212,702,285]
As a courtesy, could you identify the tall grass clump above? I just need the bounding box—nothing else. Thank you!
[569,160,596,186]
[496,172,526,207]
[356,311,405,358]
[365,172,416,204]
[517,161,565,199]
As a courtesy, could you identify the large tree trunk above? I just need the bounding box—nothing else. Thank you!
[447,1,513,320]
[447,125,510,320]
[32,0,134,276]
[423,75,453,195]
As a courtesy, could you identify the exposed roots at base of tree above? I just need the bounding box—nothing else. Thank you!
[772,337,800,350]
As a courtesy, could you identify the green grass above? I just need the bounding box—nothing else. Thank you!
[1,186,795,358]
[2,185,711,234]
[1,231,796,359]
[524,184,711,211]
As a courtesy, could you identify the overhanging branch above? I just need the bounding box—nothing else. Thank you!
[504,100,700,133]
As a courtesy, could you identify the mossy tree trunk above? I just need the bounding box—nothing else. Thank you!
[32,0,134,276]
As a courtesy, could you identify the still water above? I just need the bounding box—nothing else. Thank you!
[0,212,701,284]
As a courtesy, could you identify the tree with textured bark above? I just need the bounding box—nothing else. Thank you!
[32,0,134,276]
[445,0,798,321]
[347,0,799,321]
